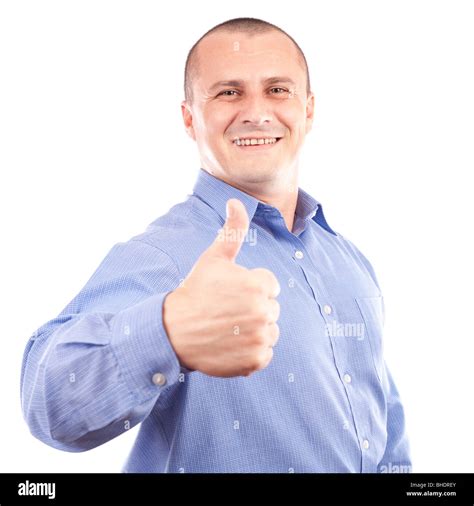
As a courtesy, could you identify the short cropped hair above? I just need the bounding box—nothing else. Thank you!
[184,17,311,103]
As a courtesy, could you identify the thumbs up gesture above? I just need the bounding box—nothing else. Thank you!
[163,198,281,377]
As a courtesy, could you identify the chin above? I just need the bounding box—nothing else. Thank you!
[230,165,280,183]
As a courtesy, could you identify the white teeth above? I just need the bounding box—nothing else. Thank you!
[234,137,279,146]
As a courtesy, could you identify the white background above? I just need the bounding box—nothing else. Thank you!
[1,0,473,473]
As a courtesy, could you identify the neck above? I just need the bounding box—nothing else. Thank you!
[254,188,298,232]
[208,168,300,233]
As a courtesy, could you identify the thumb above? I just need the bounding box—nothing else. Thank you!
[205,198,250,262]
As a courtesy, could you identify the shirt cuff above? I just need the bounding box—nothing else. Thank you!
[110,291,185,403]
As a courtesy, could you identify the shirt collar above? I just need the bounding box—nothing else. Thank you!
[191,168,261,223]
[191,168,336,236]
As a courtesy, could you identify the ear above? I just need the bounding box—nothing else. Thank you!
[305,93,315,134]
[181,100,196,141]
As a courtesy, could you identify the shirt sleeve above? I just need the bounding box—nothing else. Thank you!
[20,239,185,452]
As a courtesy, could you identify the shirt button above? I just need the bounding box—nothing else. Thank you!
[343,373,352,384]
[323,304,332,315]
[362,439,370,450]
[152,372,167,386]
[295,250,304,260]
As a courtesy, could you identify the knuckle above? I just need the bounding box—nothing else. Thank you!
[254,313,269,327]
[244,347,273,375]
[250,329,267,346]
[270,299,280,321]
[249,268,275,290]
[246,280,266,296]
[248,357,262,372]
[252,302,271,324]
[258,349,273,369]
[272,323,280,340]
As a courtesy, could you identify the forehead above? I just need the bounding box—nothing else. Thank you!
[194,30,304,87]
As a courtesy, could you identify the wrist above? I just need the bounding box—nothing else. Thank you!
[162,288,193,370]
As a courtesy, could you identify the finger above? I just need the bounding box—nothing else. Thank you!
[267,298,280,323]
[268,322,280,347]
[258,347,274,370]
[250,267,281,298]
[203,198,250,262]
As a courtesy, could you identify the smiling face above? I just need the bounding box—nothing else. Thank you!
[182,29,315,189]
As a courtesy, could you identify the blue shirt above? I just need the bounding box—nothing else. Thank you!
[21,168,411,473]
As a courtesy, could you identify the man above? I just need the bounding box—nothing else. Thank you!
[21,17,411,473]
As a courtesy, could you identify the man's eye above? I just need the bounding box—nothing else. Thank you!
[270,87,289,94]
[218,90,239,97]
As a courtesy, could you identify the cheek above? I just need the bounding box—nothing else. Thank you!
[279,102,307,135]
[203,106,234,139]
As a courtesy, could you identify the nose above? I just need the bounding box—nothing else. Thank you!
[239,94,273,126]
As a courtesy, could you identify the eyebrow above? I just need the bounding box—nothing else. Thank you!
[208,76,297,93]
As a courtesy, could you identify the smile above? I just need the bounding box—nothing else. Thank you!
[233,137,282,146]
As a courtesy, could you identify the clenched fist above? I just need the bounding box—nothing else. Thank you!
[163,198,281,377]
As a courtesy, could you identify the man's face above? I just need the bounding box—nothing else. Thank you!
[182,30,315,187]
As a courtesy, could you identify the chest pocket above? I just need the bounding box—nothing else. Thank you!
[355,296,385,382]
